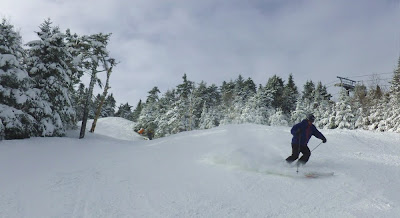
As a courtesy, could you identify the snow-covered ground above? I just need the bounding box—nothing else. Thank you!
[1,117,400,217]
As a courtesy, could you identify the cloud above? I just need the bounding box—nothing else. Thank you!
[2,0,400,105]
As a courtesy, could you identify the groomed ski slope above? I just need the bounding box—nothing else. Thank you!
[1,117,400,217]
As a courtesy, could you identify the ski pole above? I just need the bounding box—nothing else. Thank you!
[311,142,323,152]
[296,134,301,174]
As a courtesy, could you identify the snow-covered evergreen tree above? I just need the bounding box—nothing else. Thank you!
[199,103,220,129]
[282,74,299,115]
[312,82,333,128]
[291,80,316,124]
[65,29,85,85]
[26,19,76,136]
[198,84,221,129]
[334,89,355,129]
[352,84,369,129]
[229,76,257,124]
[167,74,196,132]
[369,94,390,131]
[269,109,289,126]
[389,56,400,102]
[302,80,315,102]
[115,103,133,119]
[240,86,274,125]
[191,81,209,128]
[219,80,235,123]
[367,85,389,131]
[265,75,284,110]
[131,99,143,122]
[317,102,334,129]
[0,19,39,139]
[155,89,176,137]
[102,93,116,117]
[291,97,312,124]
[243,77,257,100]
[90,93,115,118]
[137,86,161,136]
[387,57,400,132]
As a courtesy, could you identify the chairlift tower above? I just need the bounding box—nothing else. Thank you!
[335,76,357,95]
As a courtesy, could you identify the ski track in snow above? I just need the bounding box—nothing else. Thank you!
[1,119,400,217]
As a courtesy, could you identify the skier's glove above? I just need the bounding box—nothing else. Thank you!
[322,138,327,143]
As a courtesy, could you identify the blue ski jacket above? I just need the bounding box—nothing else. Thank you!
[291,119,326,146]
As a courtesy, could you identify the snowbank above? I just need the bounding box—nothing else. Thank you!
[1,121,400,217]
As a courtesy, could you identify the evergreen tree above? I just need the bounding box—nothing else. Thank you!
[291,80,316,125]
[65,29,85,85]
[91,94,102,119]
[352,84,369,129]
[191,81,208,128]
[234,75,245,99]
[387,57,400,132]
[198,84,221,128]
[220,80,235,109]
[169,74,196,132]
[302,80,315,102]
[265,75,284,110]
[146,86,161,103]
[204,84,221,108]
[103,94,116,117]
[233,75,256,102]
[316,100,334,129]
[26,19,76,136]
[282,74,299,115]
[291,96,312,124]
[240,86,274,124]
[199,103,220,129]
[312,82,333,127]
[389,56,400,102]
[368,92,390,131]
[155,89,176,137]
[0,19,38,139]
[243,77,257,99]
[137,86,160,136]
[131,99,143,122]
[176,73,194,99]
[115,103,133,119]
[313,82,325,104]
[334,89,355,129]
[352,84,368,108]
[218,80,235,124]
[269,109,289,126]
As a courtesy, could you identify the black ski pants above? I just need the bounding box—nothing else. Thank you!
[286,144,311,164]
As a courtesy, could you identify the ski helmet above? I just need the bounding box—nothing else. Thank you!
[307,114,315,122]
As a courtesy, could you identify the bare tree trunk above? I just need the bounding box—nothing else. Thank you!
[79,70,97,139]
[90,59,113,133]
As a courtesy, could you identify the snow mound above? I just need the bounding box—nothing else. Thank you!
[79,117,144,141]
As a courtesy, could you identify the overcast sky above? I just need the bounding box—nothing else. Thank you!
[2,0,400,106]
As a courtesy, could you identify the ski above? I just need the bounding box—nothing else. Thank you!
[304,171,334,178]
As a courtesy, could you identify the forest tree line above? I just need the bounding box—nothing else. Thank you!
[0,18,116,140]
[118,56,400,139]
[2,18,400,140]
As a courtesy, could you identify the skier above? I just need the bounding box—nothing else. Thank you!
[286,114,327,165]
[138,128,145,135]
[147,128,154,140]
